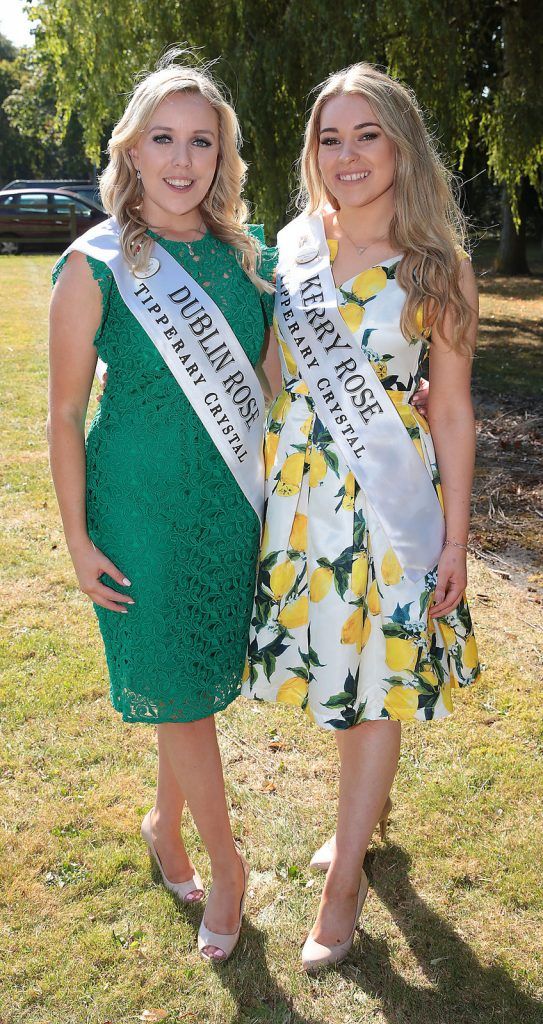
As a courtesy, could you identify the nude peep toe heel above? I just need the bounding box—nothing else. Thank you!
[141,809,204,904]
[310,796,392,873]
[198,853,250,963]
[302,868,369,972]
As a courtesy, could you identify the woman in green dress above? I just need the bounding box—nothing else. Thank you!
[48,57,276,963]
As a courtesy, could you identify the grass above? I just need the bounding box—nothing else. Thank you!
[1,253,542,1024]
[474,243,543,398]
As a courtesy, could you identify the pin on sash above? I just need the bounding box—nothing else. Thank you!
[295,233,319,265]
[133,256,161,280]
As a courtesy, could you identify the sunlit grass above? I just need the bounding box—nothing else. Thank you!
[1,254,542,1024]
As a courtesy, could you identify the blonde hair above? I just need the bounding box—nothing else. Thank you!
[299,63,474,351]
[100,52,270,291]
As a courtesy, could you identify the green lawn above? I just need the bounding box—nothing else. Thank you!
[1,254,542,1024]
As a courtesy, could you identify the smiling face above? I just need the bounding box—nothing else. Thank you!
[317,93,396,212]
[129,90,219,227]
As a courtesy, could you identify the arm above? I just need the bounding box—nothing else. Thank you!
[427,259,478,618]
[256,326,283,402]
[48,253,134,612]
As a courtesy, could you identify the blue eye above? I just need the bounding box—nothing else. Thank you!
[193,138,212,147]
[152,134,171,144]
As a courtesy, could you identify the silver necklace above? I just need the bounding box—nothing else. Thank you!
[147,220,206,257]
[337,218,389,257]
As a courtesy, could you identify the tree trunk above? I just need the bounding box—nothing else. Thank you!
[495,185,529,275]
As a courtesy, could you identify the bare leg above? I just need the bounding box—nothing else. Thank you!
[149,727,201,892]
[310,720,401,946]
[157,718,245,960]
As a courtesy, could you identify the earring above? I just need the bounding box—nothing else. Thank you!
[136,169,141,181]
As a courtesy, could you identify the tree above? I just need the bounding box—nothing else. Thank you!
[0,33,46,185]
[0,30,92,185]
[10,0,542,269]
[481,0,543,273]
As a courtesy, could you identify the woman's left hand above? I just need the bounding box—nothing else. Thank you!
[411,377,429,417]
[430,545,467,618]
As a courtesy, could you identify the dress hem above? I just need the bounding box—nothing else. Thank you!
[111,690,241,725]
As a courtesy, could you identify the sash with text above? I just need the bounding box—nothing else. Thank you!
[61,218,265,522]
[274,212,445,581]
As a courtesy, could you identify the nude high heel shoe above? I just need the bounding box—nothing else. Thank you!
[141,809,204,903]
[301,868,369,972]
[198,853,250,963]
[309,797,392,873]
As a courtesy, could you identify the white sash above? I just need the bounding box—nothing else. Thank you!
[275,212,445,581]
[62,218,265,522]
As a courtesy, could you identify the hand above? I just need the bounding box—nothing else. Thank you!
[411,377,429,418]
[72,538,134,612]
[97,369,108,403]
[429,545,467,618]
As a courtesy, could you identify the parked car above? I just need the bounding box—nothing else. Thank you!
[2,179,103,208]
[0,189,106,254]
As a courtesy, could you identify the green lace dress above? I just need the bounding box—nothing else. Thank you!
[53,228,276,723]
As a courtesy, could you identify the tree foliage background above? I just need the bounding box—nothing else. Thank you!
[2,0,543,269]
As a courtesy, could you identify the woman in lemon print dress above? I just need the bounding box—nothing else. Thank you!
[243,63,481,970]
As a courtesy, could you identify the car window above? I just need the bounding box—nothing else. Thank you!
[53,195,92,216]
[15,193,50,213]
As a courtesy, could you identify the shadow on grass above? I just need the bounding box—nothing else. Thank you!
[473,337,543,398]
[200,917,324,1024]
[477,274,543,300]
[342,844,543,1024]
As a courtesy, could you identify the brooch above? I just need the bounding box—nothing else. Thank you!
[133,256,161,279]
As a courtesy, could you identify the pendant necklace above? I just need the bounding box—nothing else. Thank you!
[337,218,389,257]
[180,219,207,259]
[146,220,206,259]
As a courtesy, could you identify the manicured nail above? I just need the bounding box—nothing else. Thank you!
[122,578,131,586]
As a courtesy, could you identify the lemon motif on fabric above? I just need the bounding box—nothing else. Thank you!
[289,513,307,552]
[383,685,419,720]
[278,596,309,629]
[351,553,369,597]
[367,579,381,615]
[270,559,296,600]
[278,335,298,376]
[309,447,327,488]
[271,390,291,423]
[341,607,371,654]
[342,472,355,510]
[265,431,280,480]
[463,635,479,669]
[382,547,403,586]
[339,267,387,332]
[244,241,480,729]
[385,637,418,672]
[276,451,305,496]
[310,566,334,603]
[277,676,308,705]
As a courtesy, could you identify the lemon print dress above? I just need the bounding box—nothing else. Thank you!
[242,243,480,729]
[53,228,276,723]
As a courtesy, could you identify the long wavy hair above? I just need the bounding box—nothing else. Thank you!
[298,64,474,351]
[100,52,270,291]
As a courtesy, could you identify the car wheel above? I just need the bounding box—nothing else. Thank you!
[0,236,20,255]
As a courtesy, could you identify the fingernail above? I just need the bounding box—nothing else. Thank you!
[122,578,131,586]
[121,608,128,613]
[128,600,135,605]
